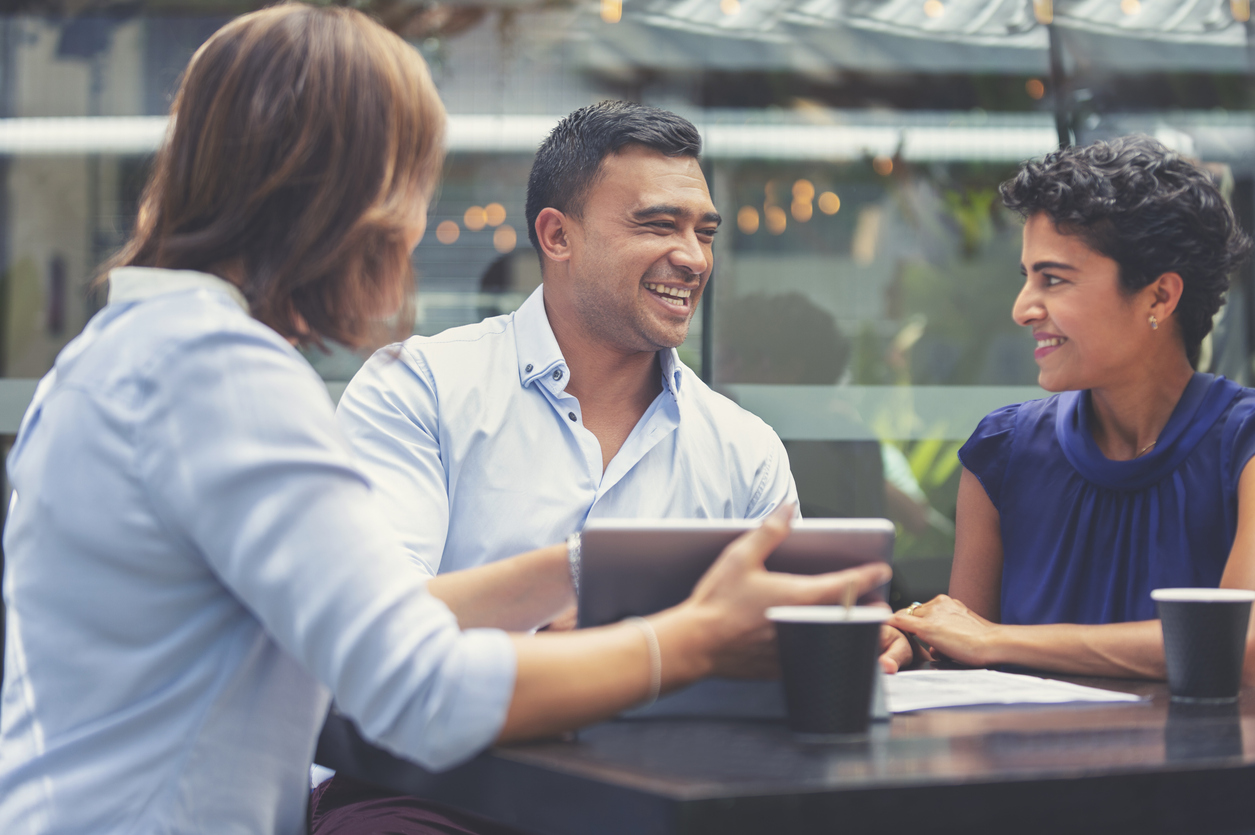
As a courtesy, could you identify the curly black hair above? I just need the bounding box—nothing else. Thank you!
[1000,135,1252,368]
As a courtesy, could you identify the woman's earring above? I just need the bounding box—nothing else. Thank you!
[1149,314,1159,330]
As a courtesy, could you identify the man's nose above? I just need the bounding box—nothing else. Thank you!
[671,230,709,278]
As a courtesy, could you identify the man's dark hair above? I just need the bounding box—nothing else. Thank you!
[525,101,703,255]
[1001,135,1252,368]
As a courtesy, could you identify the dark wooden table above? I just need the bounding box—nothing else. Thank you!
[316,675,1255,835]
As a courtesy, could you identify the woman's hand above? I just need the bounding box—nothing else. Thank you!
[499,509,893,742]
[677,505,893,679]
[887,594,1003,668]
[878,624,917,673]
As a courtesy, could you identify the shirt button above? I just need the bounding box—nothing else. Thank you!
[553,369,563,381]
[568,412,577,421]
[525,363,533,372]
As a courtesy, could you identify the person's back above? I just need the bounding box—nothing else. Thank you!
[1,278,333,832]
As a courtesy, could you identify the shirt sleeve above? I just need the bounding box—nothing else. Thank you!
[135,326,514,772]
[957,403,1021,510]
[745,431,802,519]
[335,343,450,578]
[1222,390,1255,495]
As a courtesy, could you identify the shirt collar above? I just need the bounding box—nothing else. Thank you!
[108,266,250,314]
[513,284,566,389]
[513,284,685,398]
[659,347,683,397]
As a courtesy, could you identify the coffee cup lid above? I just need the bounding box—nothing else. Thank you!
[1151,588,1255,603]
[766,605,889,623]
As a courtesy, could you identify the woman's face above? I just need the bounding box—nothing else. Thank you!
[1012,212,1157,392]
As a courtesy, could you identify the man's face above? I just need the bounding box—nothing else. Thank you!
[563,146,720,353]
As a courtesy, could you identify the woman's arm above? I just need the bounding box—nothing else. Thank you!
[498,511,893,742]
[948,467,1004,621]
[891,460,1255,681]
[1220,457,1255,682]
[876,466,1002,672]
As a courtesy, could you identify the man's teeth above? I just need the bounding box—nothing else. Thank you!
[644,282,691,306]
[1037,337,1067,347]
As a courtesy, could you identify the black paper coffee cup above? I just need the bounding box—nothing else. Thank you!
[767,605,888,739]
[1152,588,1255,703]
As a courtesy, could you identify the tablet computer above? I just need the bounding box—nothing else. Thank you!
[576,517,894,629]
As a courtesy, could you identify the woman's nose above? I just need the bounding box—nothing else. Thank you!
[1012,279,1042,327]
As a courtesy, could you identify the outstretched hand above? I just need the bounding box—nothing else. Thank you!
[887,594,1000,668]
[682,505,893,679]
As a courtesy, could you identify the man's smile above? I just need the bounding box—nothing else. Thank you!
[643,281,693,308]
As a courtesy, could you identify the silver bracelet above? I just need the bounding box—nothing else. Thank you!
[566,532,581,599]
[624,616,662,708]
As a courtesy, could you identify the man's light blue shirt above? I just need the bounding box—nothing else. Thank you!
[337,284,797,576]
[0,269,516,835]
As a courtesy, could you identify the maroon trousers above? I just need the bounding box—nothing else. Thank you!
[309,775,527,835]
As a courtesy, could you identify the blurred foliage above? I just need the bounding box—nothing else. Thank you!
[891,437,965,560]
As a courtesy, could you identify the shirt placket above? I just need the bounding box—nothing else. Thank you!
[537,365,605,492]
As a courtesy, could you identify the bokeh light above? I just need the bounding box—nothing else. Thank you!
[764,179,780,205]
[765,205,787,235]
[1026,79,1045,100]
[873,155,894,176]
[792,179,815,202]
[436,220,460,244]
[464,206,487,231]
[818,192,841,215]
[923,0,945,17]
[1120,0,1141,14]
[493,225,517,253]
[485,202,507,226]
[721,0,741,14]
[737,206,760,234]
[601,0,622,23]
[791,201,813,222]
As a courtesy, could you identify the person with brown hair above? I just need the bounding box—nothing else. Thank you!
[0,6,890,834]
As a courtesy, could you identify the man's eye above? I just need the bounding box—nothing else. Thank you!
[1045,275,1064,286]
[699,228,719,238]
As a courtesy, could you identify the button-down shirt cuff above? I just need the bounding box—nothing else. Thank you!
[415,627,518,771]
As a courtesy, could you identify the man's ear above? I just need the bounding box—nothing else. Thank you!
[534,208,573,263]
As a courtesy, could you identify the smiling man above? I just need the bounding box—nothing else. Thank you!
[333,102,798,590]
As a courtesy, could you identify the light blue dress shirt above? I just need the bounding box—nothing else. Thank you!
[336,284,798,577]
[0,268,516,835]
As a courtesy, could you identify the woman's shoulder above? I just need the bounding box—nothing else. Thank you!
[967,393,1061,443]
[959,393,1065,506]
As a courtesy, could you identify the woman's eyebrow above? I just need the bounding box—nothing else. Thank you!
[1030,260,1079,272]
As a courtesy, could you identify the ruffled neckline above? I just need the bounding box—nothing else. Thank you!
[1055,373,1242,491]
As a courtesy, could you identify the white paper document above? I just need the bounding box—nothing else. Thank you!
[885,669,1146,713]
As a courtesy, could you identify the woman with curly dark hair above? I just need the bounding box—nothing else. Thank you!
[890,135,1255,679]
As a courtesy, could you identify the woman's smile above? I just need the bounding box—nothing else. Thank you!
[1033,331,1068,359]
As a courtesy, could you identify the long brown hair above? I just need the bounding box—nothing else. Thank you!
[111,3,444,348]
